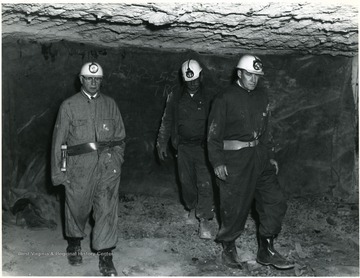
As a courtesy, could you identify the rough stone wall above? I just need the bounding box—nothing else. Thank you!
[2,2,358,56]
[2,37,357,206]
[264,55,357,200]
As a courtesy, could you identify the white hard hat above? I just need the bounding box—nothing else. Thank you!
[181,59,202,81]
[236,55,264,75]
[80,62,103,77]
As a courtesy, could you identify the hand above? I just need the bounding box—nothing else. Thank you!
[63,179,70,186]
[214,165,228,181]
[157,145,167,160]
[113,146,125,163]
[114,151,124,165]
[270,159,279,175]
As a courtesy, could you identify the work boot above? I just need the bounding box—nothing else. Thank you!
[221,241,243,269]
[66,237,83,266]
[256,235,295,270]
[98,248,118,276]
[199,219,212,239]
[185,210,197,225]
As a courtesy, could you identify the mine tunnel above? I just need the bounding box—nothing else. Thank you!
[2,2,359,276]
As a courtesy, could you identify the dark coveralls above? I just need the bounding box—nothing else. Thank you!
[51,91,126,251]
[157,87,215,220]
[207,83,287,242]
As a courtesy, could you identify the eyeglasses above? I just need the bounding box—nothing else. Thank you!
[82,76,102,82]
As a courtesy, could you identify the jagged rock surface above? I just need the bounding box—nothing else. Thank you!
[2,2,358,56]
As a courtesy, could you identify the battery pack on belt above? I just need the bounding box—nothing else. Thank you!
[223,139,259,151]
[67,141,124,156]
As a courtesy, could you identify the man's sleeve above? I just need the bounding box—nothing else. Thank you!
[156,92,174,148]
[113,102,126,161]
[260,102,276,160]
[51,102,70,186]
[207,93,226,169]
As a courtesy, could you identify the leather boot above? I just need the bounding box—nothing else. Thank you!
[66,237,83,266]
[256,235,295,269]
[221,241,243,269]
[185,210,197,225]
[98,248,118,276]
[199,219,212,239]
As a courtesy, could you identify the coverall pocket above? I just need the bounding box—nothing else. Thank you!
[110,148,124,168]
[65,155,81,185]
[100,150,122,175]
[99,119,115,139]
[70,119,88,140]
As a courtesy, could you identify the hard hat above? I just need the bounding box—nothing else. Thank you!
[236,55,264,75]
[80,62,103,77]
[181,59,202,81]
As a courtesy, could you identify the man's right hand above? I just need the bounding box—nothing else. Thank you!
[157,145,167,160]
[214,165,228,181]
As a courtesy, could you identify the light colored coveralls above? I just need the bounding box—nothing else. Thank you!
[51,91,125,250]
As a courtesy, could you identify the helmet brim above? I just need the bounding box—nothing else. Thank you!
[237,68,264,76]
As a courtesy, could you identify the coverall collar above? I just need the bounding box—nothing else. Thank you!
[81,88,99,100]
[184,86,202,97]
[237,79,255,94]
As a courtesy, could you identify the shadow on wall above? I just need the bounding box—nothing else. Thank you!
[2,38,357,230]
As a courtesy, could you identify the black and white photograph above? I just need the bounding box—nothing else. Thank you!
[1,1,359,276]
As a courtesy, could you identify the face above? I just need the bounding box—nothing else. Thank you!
[80,75,102,95]
[238,69,260,91]
[185,77,201,93]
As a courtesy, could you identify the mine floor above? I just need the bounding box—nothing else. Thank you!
[2,193,359,276]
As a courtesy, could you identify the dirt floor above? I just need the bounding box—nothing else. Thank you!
[2,192,359,276]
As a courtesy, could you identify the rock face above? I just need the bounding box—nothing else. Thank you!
[2,38,357,203]
[1,2,358,56]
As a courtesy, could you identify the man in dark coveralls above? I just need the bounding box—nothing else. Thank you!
[157,59,216,239]
[51,62,126,276]
[207,54,294,270]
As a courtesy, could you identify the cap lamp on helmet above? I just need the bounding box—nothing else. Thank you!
[236,55,264,75]
[80,62,104,77]
[181,59,202,81]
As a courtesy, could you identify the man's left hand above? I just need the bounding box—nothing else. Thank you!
[270,159,279,175]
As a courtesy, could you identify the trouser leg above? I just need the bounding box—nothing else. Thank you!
[64,153,98,266]
[194,146,214,220]
[65,196,91,238]
[216,174,256,242]
[177,145,197,210]
[92,150,122,251]
[254,154,294,269]
[64,153,98,238]
[217,169,255,241]
[216,149,259,242]
[254,160,287,237]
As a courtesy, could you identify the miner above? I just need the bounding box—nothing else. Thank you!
[207,54,295,270]
[156,59,216,239]
[51,62,126,276]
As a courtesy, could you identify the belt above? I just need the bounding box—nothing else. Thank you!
[67,140,124,156]
[223,139,259,151]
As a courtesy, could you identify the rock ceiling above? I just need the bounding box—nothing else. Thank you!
[2,2,358,56]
